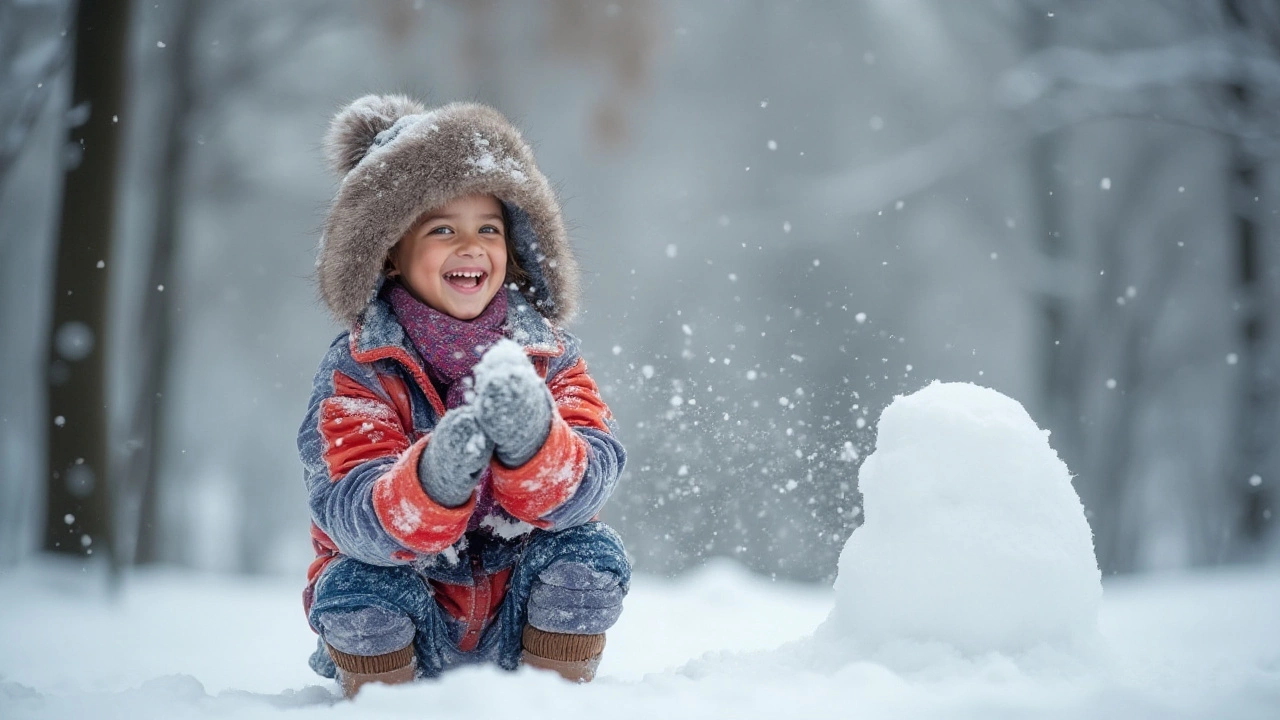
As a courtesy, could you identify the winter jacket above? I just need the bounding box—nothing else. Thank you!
[299,285,625,620]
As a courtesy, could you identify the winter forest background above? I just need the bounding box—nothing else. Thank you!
[1,0,1278,588]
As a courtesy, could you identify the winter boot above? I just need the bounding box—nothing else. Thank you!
[326,643,417,698]
[520,625,605,683]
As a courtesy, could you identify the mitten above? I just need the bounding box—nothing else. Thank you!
[417,405,494,508]
[473,341,555,468]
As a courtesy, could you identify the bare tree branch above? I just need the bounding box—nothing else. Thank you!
[813,36,1280,217]
[0,0,71,197]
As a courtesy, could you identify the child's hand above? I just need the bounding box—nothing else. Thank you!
[473,345,555,469]
[418,405,494,508]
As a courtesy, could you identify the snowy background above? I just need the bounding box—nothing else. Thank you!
[1,1,1279,716]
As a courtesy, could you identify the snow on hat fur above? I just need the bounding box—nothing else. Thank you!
[317,94,580,328]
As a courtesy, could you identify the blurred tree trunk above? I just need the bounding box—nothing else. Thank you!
[1222,137,1273,555]
[1220,0,1277,560]
[125,0,333,568]
[1025,9,1083,477]
[123,0,201,566]
[43,0,131,558]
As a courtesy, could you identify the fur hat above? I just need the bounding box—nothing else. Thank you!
[316,94,580,328]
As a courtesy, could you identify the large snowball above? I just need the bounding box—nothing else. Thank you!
[825,382,1102,656]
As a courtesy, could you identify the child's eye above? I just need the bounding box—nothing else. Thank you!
[479,224,502,234]
[427,226,453,236]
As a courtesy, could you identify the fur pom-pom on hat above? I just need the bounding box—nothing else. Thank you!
[316,94,580,329]
[324,94,427,176]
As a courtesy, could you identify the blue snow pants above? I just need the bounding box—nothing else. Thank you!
[307,522,630,679]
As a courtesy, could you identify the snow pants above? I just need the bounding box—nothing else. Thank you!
[307,522,630,679]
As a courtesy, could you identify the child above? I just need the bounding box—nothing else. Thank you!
[298,95,629,697]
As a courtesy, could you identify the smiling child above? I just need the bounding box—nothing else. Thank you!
[299,95,628,697]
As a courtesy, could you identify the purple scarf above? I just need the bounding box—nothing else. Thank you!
[385,281,509,410]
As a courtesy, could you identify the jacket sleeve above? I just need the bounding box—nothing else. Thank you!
[489,331,626,529]
[299,337,473,566]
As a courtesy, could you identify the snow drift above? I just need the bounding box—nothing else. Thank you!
[820,381,1103,657]
[6,381,1278,719]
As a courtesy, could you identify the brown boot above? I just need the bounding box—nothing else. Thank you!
[326,643,417,698]
[520,625,605,683]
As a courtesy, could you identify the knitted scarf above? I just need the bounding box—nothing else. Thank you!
[385,281,509,410]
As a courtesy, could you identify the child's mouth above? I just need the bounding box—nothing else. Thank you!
[443,270,487,294]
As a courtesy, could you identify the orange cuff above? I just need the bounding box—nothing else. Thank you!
[372,435,475,554]
[490,416,588,524]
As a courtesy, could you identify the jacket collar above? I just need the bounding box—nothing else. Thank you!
[502,286,564,357]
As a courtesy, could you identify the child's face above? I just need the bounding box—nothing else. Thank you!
[388,193,509,320]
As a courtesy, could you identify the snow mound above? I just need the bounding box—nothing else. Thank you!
[821,381,1102,657]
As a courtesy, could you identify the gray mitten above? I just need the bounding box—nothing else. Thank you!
[418,405,494,508]
[473,341,555,468]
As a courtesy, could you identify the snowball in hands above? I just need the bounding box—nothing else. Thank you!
[419,404,494,508]
[472,339,554,468]
[824,381,1102,656]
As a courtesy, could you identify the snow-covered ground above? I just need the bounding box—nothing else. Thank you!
[0,559,1277,719]
[2,382,1277,719]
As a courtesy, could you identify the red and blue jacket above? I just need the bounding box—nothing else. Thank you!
[299,287,624,642]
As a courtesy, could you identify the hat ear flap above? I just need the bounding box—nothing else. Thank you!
[324,94,427,176]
